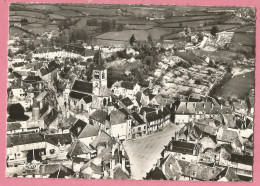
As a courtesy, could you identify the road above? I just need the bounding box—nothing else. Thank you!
[123,123,184,180]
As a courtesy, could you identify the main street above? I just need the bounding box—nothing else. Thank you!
[123,123,184,180]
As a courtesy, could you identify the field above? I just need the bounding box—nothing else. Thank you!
[95,28,173,43]
[9,27,29,37]
[193,49,246,63]
[231,32,255,46]
[25,4,61,11]
[9,11,46,19]
[214,71,255,99]
[55,9,83,17]
[9,16,46,23]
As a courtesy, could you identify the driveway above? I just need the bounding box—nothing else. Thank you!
[123,123,184,180]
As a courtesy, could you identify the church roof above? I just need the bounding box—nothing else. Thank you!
[71,80,93,94]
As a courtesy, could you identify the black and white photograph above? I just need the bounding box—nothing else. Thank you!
[6,3,255,181]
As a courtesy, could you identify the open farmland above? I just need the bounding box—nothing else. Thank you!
[49,14,67,20]
[55,9,83,17]
[25,4,61,11]
[9,11,46,19]
[9,27,30,38]
[9,16,46,24]
[95,28,172,43]
[214,71,255,99]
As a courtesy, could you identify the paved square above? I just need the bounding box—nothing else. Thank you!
[123,124,183,180]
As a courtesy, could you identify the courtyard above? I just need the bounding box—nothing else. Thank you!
[123,123,184,180]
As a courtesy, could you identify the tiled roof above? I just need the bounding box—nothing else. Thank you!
[120,97,133,107]
[78,124,99,138]
[132,112,145,126]
[7,122,21,131]
[146,107,171,123]
[146,167,167,180]
[90,130,112,149]
[217,129,239,143]
[63,115,78,129]
[67,140,91,157]
[159,154,182,180]
[121,81,134,90]
[178,161,224,181]
[90,109,108,124]
[110,109,127,125]
[7,133,44,148]
[113,165,131,179]
[71,80,93,95]
[230,153,253,166]
[139,107,156,115]
[70,119,88,137]
[83,95,92,104]
[23,75,42,83]
[69,91,89,100]
[45,133,72,146]
[167,140,195,155]
[44,108,59,126]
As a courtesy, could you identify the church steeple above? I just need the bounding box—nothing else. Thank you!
[92,49,107,95]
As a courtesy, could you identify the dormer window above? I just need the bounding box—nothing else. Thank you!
[77,127,81,133]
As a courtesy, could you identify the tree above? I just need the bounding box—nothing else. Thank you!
[147,33,153,43]
[8,103,29,121]
[129,34,136,46]
[117,24,124,31]
[211,25,219,36]
[159,36,164,44]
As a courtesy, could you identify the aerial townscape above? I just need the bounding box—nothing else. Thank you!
[6,3,255,182]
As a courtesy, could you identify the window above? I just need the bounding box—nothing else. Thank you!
[144,126,146,129]
[138,127,141,131]
[50,149,55,154]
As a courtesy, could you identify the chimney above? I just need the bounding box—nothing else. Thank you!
[98,129,102,136]
[220,104,223,109]
[156,108,159,114]
[110,158,115,170]
[143,111,147,121]
[175,131,179,141]
[122,157,126,172]
[203,103,206,108]
[110,169,114,179]
[211,103,214,110]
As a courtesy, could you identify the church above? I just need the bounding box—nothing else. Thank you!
[67,50,111,115]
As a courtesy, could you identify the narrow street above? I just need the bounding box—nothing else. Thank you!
[123,123,184,180]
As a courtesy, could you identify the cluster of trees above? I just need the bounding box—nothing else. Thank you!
[86,18,99,26]
[8,103,29,121]
[20,17,28,23]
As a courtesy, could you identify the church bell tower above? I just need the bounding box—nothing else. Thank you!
[92,50,107,96]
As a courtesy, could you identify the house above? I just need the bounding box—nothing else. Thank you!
[44,108,59,132]
[216,128,243,152]
[111,81,141,100]
[70,119,99,147]
[162,138,199,162]
[144,106,172,134]
[80,159,103,179]
[233,100,248,115]
[146,154,182,180]
[67,140,94,160]
[6,133,44,167]
[118,97,134,110]
[90,130,112,155]
[110,109,131,141]
[89,109,109,132]
[44,133,72,160]
[131,112,147,139]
